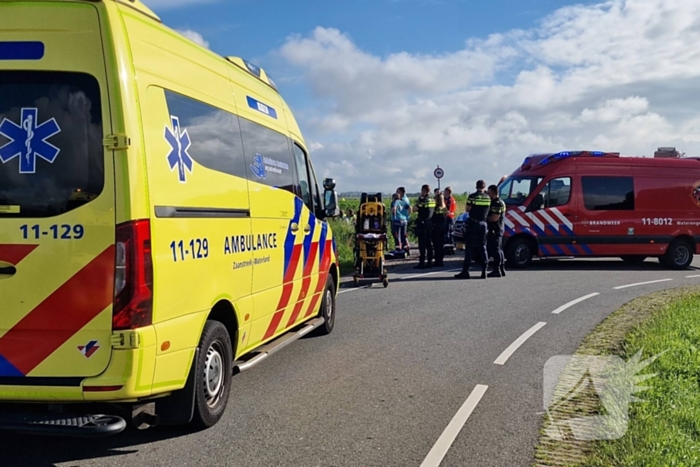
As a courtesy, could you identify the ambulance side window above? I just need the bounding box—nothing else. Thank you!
[239,117,295,194]
[292,144,313,210]
[163,90,247,180]
[308,160,323,216]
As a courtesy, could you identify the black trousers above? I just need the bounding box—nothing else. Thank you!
[432,221,446,264]
[416,220,433,264]
[487,233,504,271]
[461,220,488,273]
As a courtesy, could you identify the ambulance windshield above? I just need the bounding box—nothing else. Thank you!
[0,71,104,218]
[499,176,544,206]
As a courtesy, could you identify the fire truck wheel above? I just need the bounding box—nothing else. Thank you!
[191,320,233,430]
[663,239,693,270]
[506,237,534,269]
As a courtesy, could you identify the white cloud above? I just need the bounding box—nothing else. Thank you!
[176,29,210,49]
[277,0,700,192]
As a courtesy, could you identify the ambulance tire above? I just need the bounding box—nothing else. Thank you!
[506,237,534,269]
[312,275,336,336]
[191,320,233,430]
[663,239,694,270]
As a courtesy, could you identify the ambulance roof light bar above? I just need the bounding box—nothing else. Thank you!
[520,151,620,171]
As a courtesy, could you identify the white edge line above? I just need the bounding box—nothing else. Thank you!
[494,322,547,366]
[420,384,489,467]
[338,287,366,294]
[338,268,461,294]
[686,274,700,278]
[613,278,673,290]
[404,268,461,280]
[551,293,600,315]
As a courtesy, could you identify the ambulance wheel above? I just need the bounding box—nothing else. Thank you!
[191,320,233,430]
[663,239,693,270]
[506,237,533,269]
[312,275,336,336]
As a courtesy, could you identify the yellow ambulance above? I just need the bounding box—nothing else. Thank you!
[0,0,341,435]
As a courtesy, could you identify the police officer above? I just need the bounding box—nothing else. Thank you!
[413,184,435,269]
[454,180,491,279]
[431,193,448,267]
[487,184,507,278]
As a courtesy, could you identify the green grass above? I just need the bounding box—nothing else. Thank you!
[583,293,700,466]
[327,218,357,276]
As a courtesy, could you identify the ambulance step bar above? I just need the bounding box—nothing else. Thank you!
[232,317,325,375]
[0,412,126,437]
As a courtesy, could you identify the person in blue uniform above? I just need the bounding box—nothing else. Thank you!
[454,180,491,279]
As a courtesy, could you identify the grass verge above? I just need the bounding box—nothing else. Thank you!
[533,285,700,467]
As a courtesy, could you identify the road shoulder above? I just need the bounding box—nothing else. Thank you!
[532,285,700,467]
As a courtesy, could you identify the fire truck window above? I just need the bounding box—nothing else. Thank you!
[542,177,571,209]
[499,176,543,206]
[582,176,634,211]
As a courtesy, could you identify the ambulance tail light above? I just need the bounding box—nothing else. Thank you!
[113,220,153,330]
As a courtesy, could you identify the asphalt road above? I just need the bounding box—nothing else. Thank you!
[3,255,700,467]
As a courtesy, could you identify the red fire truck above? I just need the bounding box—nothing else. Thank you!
[499,150,700,269]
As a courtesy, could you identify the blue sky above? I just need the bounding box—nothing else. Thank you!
[151,1,593,58]
[142,0,700,192]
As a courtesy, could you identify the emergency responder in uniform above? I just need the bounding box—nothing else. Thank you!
[431,193,448,267]
[413,184,435,269]
[454,180,491,279]
[487,184,507,278]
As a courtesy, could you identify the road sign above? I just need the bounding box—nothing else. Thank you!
[434,167,444,179]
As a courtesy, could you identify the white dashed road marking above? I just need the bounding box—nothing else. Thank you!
[551,293,600,315]
[613,278,672,290]
[420,384,489,467]
[494,322,547,366]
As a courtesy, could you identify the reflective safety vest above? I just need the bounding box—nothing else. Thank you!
[416,196,435,221]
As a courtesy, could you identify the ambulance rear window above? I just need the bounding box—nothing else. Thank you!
[0,71,103,218]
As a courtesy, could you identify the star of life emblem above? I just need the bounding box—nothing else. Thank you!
[164,116,193,183]
[0,108,61,174]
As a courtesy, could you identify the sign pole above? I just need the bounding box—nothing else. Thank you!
[434,165,444,191]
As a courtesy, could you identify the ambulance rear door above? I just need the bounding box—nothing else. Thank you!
[0,2,115,380]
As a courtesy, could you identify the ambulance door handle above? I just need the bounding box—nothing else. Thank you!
[304,225,312,235]
[291,223,299,233]
[0,266,16,276]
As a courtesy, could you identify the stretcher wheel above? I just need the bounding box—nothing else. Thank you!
[353,276,359,287]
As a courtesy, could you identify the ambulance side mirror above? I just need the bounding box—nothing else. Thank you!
[323,178,340,218]
[324,190,340,218]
